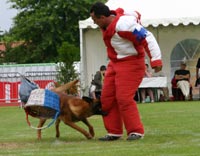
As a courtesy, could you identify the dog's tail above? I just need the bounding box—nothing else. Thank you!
[52,80,79,93]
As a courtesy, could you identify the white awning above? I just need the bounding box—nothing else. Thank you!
[79,0,200,28]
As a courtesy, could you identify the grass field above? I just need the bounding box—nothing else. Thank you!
[0,101,200,156]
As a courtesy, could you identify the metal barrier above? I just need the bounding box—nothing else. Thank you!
[0,71,58,105]
[24,71,58,89]
[0,72,21,104]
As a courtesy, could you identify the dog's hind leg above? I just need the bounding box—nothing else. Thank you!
[62,119,93,139]
[82,118,94,137]
[55,118,61,138]
[37,118,46,140]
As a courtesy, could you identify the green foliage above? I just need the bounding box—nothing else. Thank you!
[3,0,100,63]
[0,30,4,41]
[0,32,15,64]
[56,42,79,83]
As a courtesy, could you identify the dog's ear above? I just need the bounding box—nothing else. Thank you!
[82,96,93,104]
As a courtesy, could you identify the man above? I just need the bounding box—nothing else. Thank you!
[89,65,106,99]
[195,58,200,87]
[173,62,192,100]
[90,2,162,141]
[140,64,155,103]
[153,70,169,102]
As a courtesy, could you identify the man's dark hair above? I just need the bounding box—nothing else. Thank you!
[90,2,111,18]
[100,65,106,71]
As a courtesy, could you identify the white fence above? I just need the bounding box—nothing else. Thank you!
[0,63,59,105]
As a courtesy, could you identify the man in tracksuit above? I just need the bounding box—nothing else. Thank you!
[90,2,163,141]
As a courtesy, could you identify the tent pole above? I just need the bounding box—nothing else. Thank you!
[79,28,86,97]
[156,27,159,44]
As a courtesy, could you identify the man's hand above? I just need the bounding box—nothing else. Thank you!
[153,66,162,73]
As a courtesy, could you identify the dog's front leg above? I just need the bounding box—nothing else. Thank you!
[55,118,61,138]
[63,120,93,139]
[37,118,46,140]
[82,118,94,137]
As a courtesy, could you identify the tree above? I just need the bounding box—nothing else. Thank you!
[56,41,79,84]
[0,30,3,41]
[0,32,14,64]
[5,0,105,63]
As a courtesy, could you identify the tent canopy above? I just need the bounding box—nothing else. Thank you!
[78,0,200,98]
[79,0,200,28]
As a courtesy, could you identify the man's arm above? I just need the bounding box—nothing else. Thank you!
[196,58,200,79]
[116,18,162,72]
[141,31,162,70]
[175,74,190,80]
[93,72,102,86]
[196,68,199,79]
[175,70,190,80]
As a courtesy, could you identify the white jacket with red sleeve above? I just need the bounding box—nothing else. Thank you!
[102,8,162,68]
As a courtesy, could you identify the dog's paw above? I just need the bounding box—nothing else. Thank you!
[86,133,93,139]
[56,133,60,138]
[89,127,95,137]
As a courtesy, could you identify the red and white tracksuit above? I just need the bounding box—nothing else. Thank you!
[101,8,162,136]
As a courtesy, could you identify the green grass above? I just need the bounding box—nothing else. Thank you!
[0,101,200,156]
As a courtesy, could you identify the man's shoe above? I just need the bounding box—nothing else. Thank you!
[127,133,143,141]
[99,135,121,141]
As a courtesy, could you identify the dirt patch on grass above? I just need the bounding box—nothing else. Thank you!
[0,143,23,149]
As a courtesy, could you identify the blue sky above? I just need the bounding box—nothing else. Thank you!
[0,0,17,32]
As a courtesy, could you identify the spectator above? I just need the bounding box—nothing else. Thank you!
[89,65,106,99]
[195,58,200,87]
[89,83,97,99]
[153,70,169,101]
[171,75,179,101]
[140,64,155,103]
[172,62,192,100]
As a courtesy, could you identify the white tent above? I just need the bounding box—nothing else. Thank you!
[80,0,200,28]
[79,0,200,97]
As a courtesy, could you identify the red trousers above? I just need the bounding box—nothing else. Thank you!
[101,56,145,136]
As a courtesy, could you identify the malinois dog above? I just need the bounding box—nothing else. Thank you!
[36,80,106,140]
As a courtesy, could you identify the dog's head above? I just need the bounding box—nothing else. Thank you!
[82,96,107,116]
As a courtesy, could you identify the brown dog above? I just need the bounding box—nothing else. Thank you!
[36,80,106,140]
